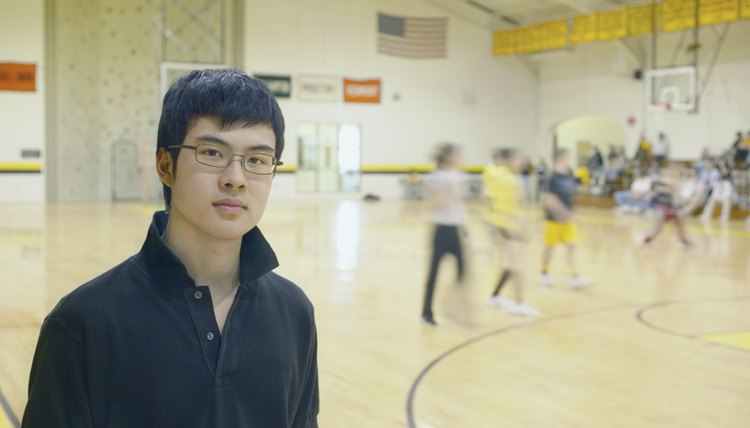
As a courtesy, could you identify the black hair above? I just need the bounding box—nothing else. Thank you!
[156,68,285,209]
[435,143,458,168]
[493,147,516,161]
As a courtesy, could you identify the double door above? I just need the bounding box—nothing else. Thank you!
[297,123,361,193]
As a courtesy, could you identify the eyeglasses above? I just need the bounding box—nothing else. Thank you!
[166,143,283,175]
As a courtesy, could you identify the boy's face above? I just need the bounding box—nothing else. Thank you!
[159,116,276,241]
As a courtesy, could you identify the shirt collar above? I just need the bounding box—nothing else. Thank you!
[136,211,279,289]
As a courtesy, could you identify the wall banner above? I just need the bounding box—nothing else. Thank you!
[343,78,381,103]
[254,74,291,98]
[298,75,338,102]
[0,63,36,92]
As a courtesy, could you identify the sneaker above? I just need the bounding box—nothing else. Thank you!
[569,276,591,289]
[422,315,437,326]
[504,301,540,317]
[539,273,552,287]
[488,295,513,308]
[682,241,694,251]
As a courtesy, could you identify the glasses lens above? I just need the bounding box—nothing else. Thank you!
[244,153,275,175]
[195,144,229,167]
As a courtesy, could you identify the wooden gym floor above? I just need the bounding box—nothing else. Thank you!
[0,199,748,427]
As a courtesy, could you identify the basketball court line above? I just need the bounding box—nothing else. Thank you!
[407,297,750,427]
[404,303,635,428]
[0,387,20,428]
[700,331,750,351]
[636,297,750,355]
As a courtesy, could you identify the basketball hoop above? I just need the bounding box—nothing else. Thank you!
[645,66,697,112]
[649,102,673,112]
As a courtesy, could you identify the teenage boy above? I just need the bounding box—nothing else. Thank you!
[484,148,539,316]
[540,148,590,289]
[23,69,319,427]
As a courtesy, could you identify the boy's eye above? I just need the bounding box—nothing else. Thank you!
[246,156,267,165]
[197,145,225,159]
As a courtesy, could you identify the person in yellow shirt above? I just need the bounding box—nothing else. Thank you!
[483,148,539,317]
[635,134,652,163]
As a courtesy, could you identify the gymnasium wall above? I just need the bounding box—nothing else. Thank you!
[0,0,45,203]
[2,0,540,202]
[535,20,750,161]
[47,0,161,202]
[243,0,538,198]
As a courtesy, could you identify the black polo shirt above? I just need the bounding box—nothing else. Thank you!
[23,211,319,428]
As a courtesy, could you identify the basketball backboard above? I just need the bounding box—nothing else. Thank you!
[645,66,697,112]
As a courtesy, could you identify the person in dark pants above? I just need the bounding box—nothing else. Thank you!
[421,144,467,326]
[23,69,319,428]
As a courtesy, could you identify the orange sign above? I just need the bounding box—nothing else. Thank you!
[0,63,36,92]
[343,79,381,103]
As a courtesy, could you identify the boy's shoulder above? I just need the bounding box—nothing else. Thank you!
[259,271,315,313]
[46,258,144,339]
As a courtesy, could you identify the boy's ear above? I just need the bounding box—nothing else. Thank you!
[156,148,174,188]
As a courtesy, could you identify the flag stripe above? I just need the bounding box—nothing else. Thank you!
[378,39,447,50]
[377,12,447,59]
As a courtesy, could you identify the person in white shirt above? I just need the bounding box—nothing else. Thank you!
[614,170,652,213]
[421,144,468,326]
[677,169,705,216]
[701,158,734,222]
[653,132,670,165]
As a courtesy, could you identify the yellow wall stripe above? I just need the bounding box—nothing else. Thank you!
[0,162,42,172]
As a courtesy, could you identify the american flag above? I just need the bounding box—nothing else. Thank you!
[377,12,448,59]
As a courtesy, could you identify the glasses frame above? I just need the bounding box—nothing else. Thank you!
[165,144,283,176]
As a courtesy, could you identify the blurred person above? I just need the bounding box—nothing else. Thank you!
[519,157,533,206]
[730,130,744,150]
[540,149,590,288]
[643,164,692,249]
[588,146,604,172]
[734,131,750,169]
[607,144,618,164]
[700,158,734,222]
[535,157,548,201]
[692,148,711,175]
[635,133,652,163]
[401,168,424,200]
[614,169,653,213]
[23,69,319,427]
[678,168,705,216]
[699,157,720,203]
[483,148,539,317]
[421,144,468,326]
[653,132,670,166]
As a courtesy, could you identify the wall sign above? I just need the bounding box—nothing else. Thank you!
[343,78,381,104]
[298,75,337,102]
[0,63,36,92]
[254,74,291,98]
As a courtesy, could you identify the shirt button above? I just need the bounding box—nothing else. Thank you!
[194,290,203,300]
[207,332,215,341]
